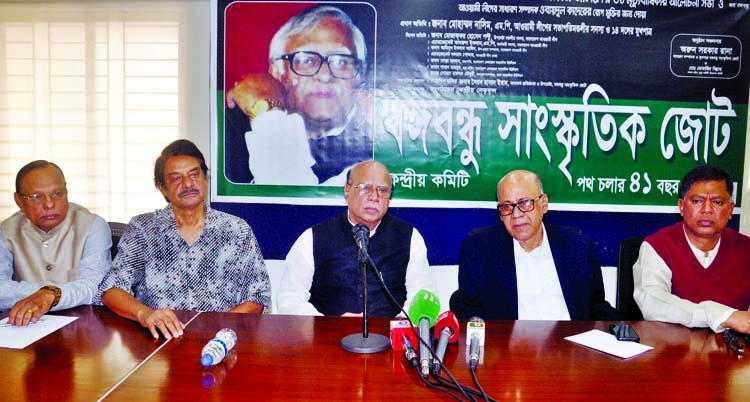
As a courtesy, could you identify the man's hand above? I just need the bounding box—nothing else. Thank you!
[722,311,750,334]
[8,289,56,326]
[228,301,264,314]
[341,312,364,317]
[226,72,286,120]
[136,307,186,340]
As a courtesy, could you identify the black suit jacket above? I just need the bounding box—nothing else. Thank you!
[449,224,619,321]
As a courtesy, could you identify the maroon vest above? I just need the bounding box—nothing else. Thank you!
[645,222,750,310]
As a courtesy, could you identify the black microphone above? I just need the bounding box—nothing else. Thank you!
[401,335,419,368]
[352,223,370,251]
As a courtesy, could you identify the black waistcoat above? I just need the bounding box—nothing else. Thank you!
[310,213,412,317]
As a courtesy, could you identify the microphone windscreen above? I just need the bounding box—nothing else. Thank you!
[352,223,369,237]
[434,311,459,342]
[352,223,370,248]
[408,289,441,327]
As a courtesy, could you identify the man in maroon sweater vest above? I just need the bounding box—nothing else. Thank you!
[634,165,750,333]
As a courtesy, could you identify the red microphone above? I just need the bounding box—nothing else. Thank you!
[390,319,418,352]
[431,311,459,374]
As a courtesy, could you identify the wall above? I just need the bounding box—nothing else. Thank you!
[190,0,748,268]
[212,201,741,267]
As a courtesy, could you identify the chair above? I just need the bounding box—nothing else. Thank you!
[108,222,128,260]
[616,235,646,321]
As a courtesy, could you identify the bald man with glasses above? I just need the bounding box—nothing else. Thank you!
[450,170,618,321]
[278,160,432,316]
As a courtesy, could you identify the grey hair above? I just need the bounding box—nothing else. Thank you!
[268,5,367,71]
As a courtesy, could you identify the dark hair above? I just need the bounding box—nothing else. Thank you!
[153,139,209,191]
[15,160,65,194]
[679,165,733,199]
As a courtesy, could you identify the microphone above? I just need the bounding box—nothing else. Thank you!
[408,289,441,377]
[340,222,389,354]
[401,335,419,368]
[352,223,370,250]
[431,311,459,374]
[389,319,417,352]
[467,317,485,370]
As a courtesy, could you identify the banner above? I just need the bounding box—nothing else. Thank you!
[212,0,749,210]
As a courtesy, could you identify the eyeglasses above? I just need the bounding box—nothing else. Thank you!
[278,51,361,79]
[352,183,391,198]
[19,190,67,204]
[497,195,544,216]
[723,329,744,355]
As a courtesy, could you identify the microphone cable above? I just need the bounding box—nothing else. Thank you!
[407,357,470,402]
[432,369,495,402]
[470,366,489,402]
[364,254,483,402]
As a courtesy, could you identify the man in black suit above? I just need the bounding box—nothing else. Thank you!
[450,170,618,321]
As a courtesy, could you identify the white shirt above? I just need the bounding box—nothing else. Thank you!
[515,225,571,320]
[685,228,719,268]
[278,217,433,316]
[633,240,735,332]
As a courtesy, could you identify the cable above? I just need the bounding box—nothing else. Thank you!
[365,254,489,402]
[470,366,489,402]
[433,369,496,402]
[405,351,467,402]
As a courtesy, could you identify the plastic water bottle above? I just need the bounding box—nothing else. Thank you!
[200,328,237,367]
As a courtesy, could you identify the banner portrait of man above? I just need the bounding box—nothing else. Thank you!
[223,2,376,186]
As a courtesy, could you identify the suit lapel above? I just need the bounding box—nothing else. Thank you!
[547,226,579,319]
[488,227,519,319]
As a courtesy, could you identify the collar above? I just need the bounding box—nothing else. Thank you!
[158,202,210,232]
[682,225,720,267]
[512,223,548,255]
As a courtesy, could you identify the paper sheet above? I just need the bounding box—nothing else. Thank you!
[0,315,78,349]
[565,329,653,359]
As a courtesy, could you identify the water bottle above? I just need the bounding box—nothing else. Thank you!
[200,328,237,367]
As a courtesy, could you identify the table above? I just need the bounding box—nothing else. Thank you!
[0,306,196,402]
[2,307,749,401]
[107,313,749,401]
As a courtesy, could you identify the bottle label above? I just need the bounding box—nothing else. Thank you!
[214,338,228,354]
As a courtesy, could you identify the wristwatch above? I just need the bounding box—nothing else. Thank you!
[248,98,284,121]
[40,285,62,307]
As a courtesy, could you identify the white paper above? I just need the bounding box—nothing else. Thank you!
[565,329,653,359]
[0,315,78,349]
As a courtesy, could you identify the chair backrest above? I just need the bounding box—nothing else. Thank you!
[108,222,128,260]
[616,235,646,321]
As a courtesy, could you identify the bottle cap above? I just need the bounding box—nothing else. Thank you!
[201,354,214,367]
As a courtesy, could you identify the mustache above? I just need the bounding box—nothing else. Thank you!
[178,189,200,198]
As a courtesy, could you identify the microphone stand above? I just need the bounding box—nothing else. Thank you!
[341,246,390,354]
